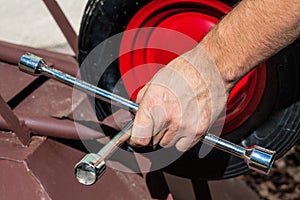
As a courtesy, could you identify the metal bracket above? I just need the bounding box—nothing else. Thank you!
[0,94,31,145]
[42,0,78,56]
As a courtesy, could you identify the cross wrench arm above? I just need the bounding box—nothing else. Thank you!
[19,52,138,113]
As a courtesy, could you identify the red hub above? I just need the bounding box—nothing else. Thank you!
[119,0,266,134]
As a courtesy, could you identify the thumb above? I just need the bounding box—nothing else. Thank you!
[129,106,154,147]
[129,84,167,147]
[128,84,153,146]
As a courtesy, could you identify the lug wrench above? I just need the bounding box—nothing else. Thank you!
[19,52,276,185]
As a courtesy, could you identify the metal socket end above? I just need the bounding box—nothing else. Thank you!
[74,153,106,185]
[245,146,276,175]
[18,52,45,75]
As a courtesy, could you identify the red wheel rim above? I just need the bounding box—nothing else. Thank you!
[119,0,266,134]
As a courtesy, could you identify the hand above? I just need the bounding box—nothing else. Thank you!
[127,46,229,151]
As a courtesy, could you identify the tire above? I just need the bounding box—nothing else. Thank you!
[78,0,300,179]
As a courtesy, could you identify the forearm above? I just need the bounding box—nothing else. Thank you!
[200,0,300,89]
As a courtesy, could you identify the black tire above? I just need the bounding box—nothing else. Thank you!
[78,0,300,179]
[78,0,150,120]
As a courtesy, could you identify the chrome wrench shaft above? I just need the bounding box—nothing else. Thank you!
[201,134,275,176]
[19,52,138,113]
[75,120,134,185]
[18,52,276,185]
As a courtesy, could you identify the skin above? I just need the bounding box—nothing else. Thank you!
[128,0,300,151]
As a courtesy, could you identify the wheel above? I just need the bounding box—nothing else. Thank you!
[78,0,300,179]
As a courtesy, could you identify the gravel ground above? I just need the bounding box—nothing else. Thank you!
[241,141,300,200]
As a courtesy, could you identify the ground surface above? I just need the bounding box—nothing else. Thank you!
[242,141,300,200]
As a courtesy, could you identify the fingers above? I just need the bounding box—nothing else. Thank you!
[129,103,169,146]
[128,106,206,151]
[158,128,201,151]
[127,83,205,150]
[175,135,202,152]
[152,128,167,145]
[129,83,168,146]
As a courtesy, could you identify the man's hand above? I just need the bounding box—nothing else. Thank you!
[128,46,228,151]
[127,0,300,151]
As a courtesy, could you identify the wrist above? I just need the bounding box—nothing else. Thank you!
[196,30,251,92]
